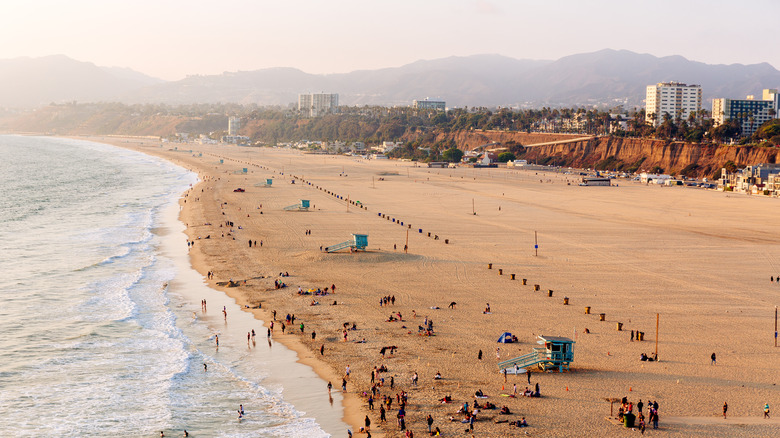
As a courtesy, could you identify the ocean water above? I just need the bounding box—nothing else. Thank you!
[0,136,334,437]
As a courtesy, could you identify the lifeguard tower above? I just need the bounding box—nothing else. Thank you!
[325,234,368,253]
[254,178,273,188]
[283,199,310,211]
[497,335,575,373]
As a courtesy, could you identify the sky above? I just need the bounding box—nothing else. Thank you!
[1,0,778,81]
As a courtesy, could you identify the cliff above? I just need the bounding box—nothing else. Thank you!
[521,137,779,178]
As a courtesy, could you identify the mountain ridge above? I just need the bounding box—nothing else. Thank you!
[1,50,779,108]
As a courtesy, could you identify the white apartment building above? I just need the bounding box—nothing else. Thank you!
[228,116,240,136]
[645,82,702,127]
[298,93,339,117]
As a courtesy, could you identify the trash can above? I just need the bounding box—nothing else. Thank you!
[623,413,635,428]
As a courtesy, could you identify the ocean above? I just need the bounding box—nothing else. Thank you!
[0,136,342,437]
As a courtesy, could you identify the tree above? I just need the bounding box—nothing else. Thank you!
[497,151,516,162]
[442,147,464,163]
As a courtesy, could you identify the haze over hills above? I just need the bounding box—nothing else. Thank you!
[0,55,163,108]
[1,50,779,109]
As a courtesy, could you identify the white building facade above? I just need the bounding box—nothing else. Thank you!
[645,82,702,127]
[298,93,339,117]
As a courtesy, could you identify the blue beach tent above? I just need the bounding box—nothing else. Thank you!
[497,332,514,343]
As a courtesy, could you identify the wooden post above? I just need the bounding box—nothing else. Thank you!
[775,306,777,347]
[534,231,538,257]
[655,313,660,358]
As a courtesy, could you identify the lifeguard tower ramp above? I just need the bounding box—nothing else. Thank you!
[325,234,368,253]
[498,335,574,373]
[254,178,274,188]
[284,199,310,211]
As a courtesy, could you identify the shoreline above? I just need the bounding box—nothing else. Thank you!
[131,139,365,436]
[70,135,780,437]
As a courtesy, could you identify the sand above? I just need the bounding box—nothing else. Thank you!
[98,137,780,437]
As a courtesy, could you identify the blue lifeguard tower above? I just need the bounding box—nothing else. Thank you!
[254,178,274,188]
[325,234,368,253]
[284,199,310,211]
[497,335,575,373]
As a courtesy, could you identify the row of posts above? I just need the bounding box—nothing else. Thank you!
[486,262,634,335]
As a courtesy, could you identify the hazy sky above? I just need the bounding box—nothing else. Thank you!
[2,0,777,80]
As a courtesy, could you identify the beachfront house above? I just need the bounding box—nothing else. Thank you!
[720,163,780,195]
[639,173,671,184]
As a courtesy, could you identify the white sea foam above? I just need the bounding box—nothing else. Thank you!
[0,136,332,437]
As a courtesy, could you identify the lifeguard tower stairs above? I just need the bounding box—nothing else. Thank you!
[283,199,310,211]
[498,335,575,373]
[254,178,273,188]
[325,234,368,253]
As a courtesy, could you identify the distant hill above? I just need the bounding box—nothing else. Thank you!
[0,55,163,108]
[1,51,779,108]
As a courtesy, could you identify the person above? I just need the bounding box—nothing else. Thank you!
[723,401,728,419]
[711,352,717,365]
[160,432,165,437]
[503,368,507,383]
[526,368,531,384]
[342,378,347,392]
[364,415,371,431]
[327,381,332,393]
[434,371,442,380]
[320,344,325,355]
[215,334,219,347]
[519,417,528,427]
[183,431,188,437]
[380,405,387,423]
[203,363,207,372]
[427,414,433,433]
[764,403,770,418]
[478,349,483,360]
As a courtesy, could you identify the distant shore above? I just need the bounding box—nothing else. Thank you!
[93,136,780,437]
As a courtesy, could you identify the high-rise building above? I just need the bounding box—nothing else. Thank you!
[712,89,779,137]
[228,117,240,136]
[645,82,702,126]
[298,93,339,117]
[412,98,446,111]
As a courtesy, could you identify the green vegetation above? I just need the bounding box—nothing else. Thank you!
[497,151,516,162]
[442,147,464,162]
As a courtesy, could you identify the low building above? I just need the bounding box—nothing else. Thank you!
[640,173,671,184]
[507,159,528,168]
[579,177,611,186]
[413,98,445,111]
[720,163,780,195]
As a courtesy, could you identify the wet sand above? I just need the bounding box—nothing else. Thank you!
[102,137,780,437]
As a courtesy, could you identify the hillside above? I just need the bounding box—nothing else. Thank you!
[2,51,779,108]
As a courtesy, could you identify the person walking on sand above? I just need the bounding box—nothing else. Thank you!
[526,368,531,384]
[711,352,717,365]
[215,334,219,347]
[478,349,482,360]
[764,403,770,418]
[327,381,332,393]
[723,402,728,419]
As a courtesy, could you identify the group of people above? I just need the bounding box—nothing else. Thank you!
[379,295,396,306]
[618,398,659,432]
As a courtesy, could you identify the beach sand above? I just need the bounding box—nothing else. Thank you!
[99,137,780,437]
